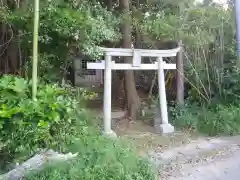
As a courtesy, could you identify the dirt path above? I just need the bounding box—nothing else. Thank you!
[113,118,199,156]
[148,136,240,180]
[96,110,200,156]
[165,150,240,180]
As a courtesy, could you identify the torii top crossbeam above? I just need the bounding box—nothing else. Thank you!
[100,47,181,57]
[99,47,181,67]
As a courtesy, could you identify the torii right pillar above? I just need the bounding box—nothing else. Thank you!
[154,41,184,135]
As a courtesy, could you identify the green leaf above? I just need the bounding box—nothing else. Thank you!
[37,120,49,128]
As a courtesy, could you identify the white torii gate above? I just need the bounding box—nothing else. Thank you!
[87,47,181,137]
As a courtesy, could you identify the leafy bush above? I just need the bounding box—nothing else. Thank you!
[170,103,240,136]
[197,105,240,136]
[0,75,92,170]
[169,103,199,131]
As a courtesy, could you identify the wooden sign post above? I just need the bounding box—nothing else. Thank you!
[87,47,181,137]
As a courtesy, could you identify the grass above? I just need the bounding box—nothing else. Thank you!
[21,108,157,180]
[25,131,156,180]
[169,103,240,136]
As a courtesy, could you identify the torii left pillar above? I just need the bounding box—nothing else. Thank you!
[103,54,117,137]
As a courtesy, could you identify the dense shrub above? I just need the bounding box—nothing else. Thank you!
[170,103,240,136]
[0,75,93,170]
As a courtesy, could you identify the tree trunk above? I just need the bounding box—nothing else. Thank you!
[107,0,113,11]
[176,40,184,105]
[120,0,140,121]
[134,0,141,49]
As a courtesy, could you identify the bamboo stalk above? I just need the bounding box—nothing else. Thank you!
[32,0,40,100]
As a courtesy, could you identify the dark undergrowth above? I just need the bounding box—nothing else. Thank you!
[170,102,240,136]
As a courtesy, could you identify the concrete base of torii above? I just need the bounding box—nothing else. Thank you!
[102,130,117,138]
[155,123,175,134]
[154,101,175,135]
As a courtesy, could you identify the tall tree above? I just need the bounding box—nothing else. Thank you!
[120,0,140,121]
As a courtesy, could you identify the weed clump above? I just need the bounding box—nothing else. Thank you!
[170,103,240,136]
